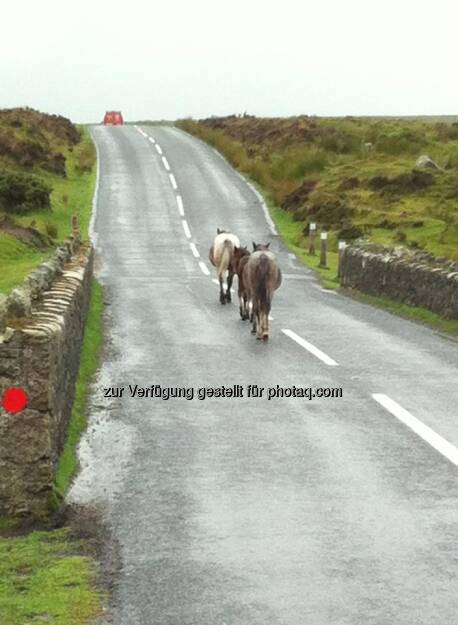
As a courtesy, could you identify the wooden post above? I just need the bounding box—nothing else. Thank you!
[71,214,80,253]
[319,231,328,268]
[309,222,317,255]
[337,240,346,278]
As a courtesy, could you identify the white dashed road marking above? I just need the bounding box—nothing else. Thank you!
[169,174,178,190]
[182,220,191,239]
[155,144,163,155]
[199,261,210,276]
[281,329,338,366]
[372,393,458,467]
[162,156,170,171]
[176,195,184,216]
[189,242,200,258]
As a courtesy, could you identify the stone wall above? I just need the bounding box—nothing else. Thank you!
[339,244,458,319]
[0,242,93,519]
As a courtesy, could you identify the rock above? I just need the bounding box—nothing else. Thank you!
[416,155,441,170]
[7,286,32,318]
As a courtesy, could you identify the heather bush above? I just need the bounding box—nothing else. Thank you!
[0,171,51,214]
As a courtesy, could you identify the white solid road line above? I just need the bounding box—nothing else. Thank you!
[372,394,458,467]
[182,219,191,239]
[189,242,200,258]
[176,195,184,216]
[155,144,163,155]
[169,173,178,190]
[162,156,170,171]
[199,261,210,275]
[281,329,339,366]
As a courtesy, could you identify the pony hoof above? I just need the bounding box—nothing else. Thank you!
[263,334,269,341]
[226,295,231,303]
[251,329,256,334]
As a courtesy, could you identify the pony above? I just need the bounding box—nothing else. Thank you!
[231,245,251,320]
[208,228,240,304]
[243,242,282,340]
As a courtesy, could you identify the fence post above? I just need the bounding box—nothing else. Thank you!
[319,231,328,268]
[337,240,346,278]
[309,222,317,255]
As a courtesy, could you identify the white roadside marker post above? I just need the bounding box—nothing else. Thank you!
[309,222,317,256]
[319,231,328,268]
[337,240,346,279]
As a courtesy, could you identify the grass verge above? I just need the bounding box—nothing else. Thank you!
[54,278,104,501]
[0,527,103,625]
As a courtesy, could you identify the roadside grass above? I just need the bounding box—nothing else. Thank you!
[0,527,103,625]
[54,278,104,501]
[0,233,46,293]
[0,125,96,294]
[344,289,458,337]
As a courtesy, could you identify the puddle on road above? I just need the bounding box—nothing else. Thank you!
[68,357,138,508]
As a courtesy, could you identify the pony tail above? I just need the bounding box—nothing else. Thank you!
[254,255,271,312]
[218,239,233,275]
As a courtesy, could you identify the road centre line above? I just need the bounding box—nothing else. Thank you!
[281,329,339,366]
[372,394,458,467]
[189,242,200,258]
[199,261,210,275]
[181,219,191,239]
[169,173,178,190]
[148,136,156,144]
[176,195,184,216]
[155,144,163,155]
[162,156,170,171]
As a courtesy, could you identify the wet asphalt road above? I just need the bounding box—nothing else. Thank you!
[70,125,458,624]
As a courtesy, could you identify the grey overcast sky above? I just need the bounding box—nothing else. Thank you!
[1,0,457,123]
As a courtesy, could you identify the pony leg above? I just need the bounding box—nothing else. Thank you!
[238,287,244,319]
[256,311,263,339]
[219,275,226,304]
[262,311,269,341]
[225,270,234,303]
[251,304,257,334]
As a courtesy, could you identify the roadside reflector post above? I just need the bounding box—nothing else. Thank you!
[309,222,317,255]
[319,231,328,268]
[337,240,346,278]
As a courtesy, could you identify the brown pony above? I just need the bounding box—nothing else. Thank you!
[231,245,251,320]
[243,242,282,340]
[209,228,240,304]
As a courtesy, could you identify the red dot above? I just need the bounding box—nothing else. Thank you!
[2,387,28,414]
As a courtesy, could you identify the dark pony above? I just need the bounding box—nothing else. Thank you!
[243,242,282,340]
[231,245,251,320]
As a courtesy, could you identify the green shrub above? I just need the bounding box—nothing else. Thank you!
[0,171,51,214]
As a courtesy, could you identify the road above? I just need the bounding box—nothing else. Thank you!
[70,124,458,624]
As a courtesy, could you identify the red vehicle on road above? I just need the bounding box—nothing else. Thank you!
[103,111,124,125]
